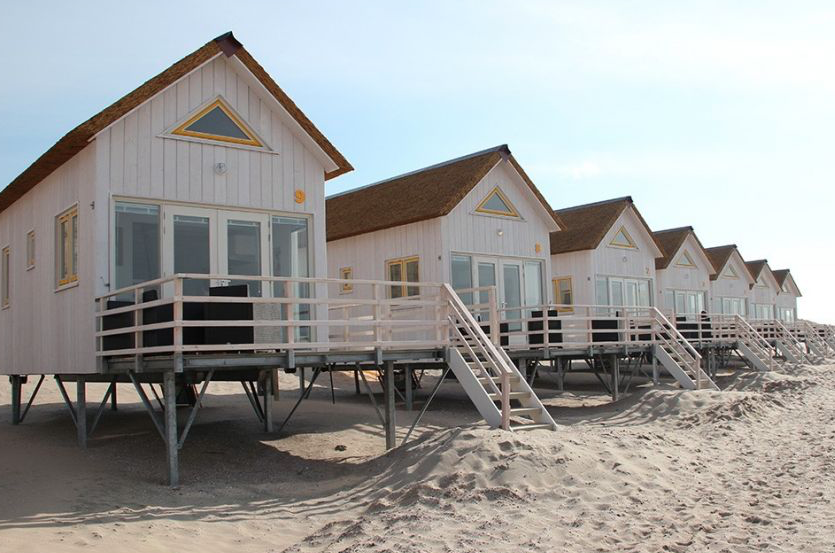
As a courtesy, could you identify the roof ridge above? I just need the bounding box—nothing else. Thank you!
[326,145,509,200]
[555,195,633,214]
[653,225,693,235]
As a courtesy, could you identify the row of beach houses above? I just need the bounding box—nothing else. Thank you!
[326,144,801,327]
[0,33,828,485]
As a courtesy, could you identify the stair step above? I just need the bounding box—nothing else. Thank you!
[487,391,530,401]
[510,423,554,432]
[510,407,541,417]
[477,375,520,384]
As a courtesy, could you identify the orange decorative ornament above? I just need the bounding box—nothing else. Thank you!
[294,189,305,204]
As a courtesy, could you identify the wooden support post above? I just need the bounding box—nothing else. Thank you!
[110,382,118,411]
[556,359,564,392]
[405,365,413,411]
[610,354,620,402]
[264,370,274,433]
[354,368,360,395]
[164,371,179,488]
[652,351,659,385]
[10,376,21,425]
[298,367,305,398]
[384,361,396,450]
[76,378,87,448]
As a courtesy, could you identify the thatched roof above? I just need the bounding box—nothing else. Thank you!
[0,32,352,215]
[652,226,713,271]
[704,245,753,281]
[772,269,802,297]
[326,145,563,242]
[549,196,659,255]
[744,259,768,283]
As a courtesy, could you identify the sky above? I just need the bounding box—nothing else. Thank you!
[1,1,833,322]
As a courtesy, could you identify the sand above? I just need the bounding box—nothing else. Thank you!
[1,363,834,552]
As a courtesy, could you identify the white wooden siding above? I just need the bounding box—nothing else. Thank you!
[655,234,713,311]
[442,161,555,291]
[327,219,444,293]
[709,251,753,311]
[550,250,594,305]
[0,145,97,375]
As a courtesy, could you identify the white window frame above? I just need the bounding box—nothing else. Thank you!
[55,204,79,291]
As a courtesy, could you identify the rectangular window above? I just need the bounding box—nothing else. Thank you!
[26,231,35,269]
[451,255,473,305]
[56,205,78,287]
[114,202,160,292]
[387,256,420,298]
[1,247,9,308]
[553,277,573,312]
[340,267,353,293]
[272,216,311,341]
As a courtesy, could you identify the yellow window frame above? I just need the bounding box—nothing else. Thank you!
[609,225,637,249]
[26,230,35,269]
[386,256,420,298]
[1,246,9,308]
[56,206,79,287]
[552,276,573,312]
[675,249,696,267]
[475,187,519,218]
[171,97,264,148]
[340,267,353,293]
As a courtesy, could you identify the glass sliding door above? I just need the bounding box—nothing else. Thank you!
[272,216,311,341]
[114,202,160,299]
[218,211,270,298]
[502,262,523,332]
[451,255,474,305]
[476,259,496,321]
[163,206,217,296]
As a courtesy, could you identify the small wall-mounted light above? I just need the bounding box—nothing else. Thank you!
[497,229,504,237]
[214,162,228,175]
[622,256,628,262]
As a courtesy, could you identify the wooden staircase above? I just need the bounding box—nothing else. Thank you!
[444,284,557,432]
[651,309,719,391]
[732,315,776,371]
[795,320,831,359]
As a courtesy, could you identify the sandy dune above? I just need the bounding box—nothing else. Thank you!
[1,363,834,552]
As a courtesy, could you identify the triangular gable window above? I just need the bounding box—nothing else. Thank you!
[475,187,519,217]
[675,250,696,267]
[723,265,739,279]
[172,97,263,147]
[609,226,637,249]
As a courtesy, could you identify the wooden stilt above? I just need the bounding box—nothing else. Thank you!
[353,368,360,395]
[652,352,659,385]
[110,380,118,411]
[384,361,396,450]
[405,365,413,411]
[557,359,565,391]
[298,367,305,398]
[76,378,87,448]
[10,376,21,425]
[264,370,274,433]
[163,371,179,488]
[610,355,620,402]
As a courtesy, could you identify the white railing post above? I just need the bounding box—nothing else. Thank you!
[173,278,183,355]
[134,287,143,370]
[488,286,500,346]
[373,283,382,345]
[500,371,511,430]
[285,280,295,346]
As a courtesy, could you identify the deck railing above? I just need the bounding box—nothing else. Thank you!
[95,274,450,357]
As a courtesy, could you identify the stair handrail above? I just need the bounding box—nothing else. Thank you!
[800,320,828,355]
[733,315,774,353]
[443,284,515,429]
[650,307,705,388]
[447,316,503,398]
[772,319,807,362]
